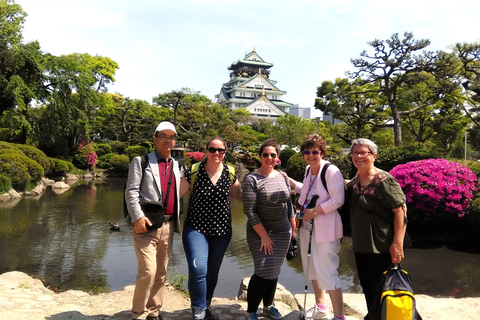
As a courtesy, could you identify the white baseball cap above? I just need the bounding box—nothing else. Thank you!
[155,121,177,134]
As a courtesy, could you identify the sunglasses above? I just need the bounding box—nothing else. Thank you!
[262,153,277,158]
[208,147,226,154]
[303,150,320,155]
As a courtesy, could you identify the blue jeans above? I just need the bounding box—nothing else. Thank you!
[182,220,232,319]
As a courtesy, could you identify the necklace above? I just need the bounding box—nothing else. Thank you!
[264,173,281,203]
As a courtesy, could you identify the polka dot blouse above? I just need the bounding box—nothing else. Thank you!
[184,160,237,236]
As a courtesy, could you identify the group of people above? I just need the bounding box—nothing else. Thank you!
[125,121,408,320]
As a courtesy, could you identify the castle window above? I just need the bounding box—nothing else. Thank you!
[255,84,264,89]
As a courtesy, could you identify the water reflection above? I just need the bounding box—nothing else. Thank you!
[0,178,479,298]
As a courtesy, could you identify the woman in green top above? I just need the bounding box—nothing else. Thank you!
[348,138,407,314]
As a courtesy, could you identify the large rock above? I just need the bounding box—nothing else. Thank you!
[54,181,70,189]
[237,277,295,303]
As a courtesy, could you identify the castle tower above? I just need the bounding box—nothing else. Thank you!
[216,49,293,124]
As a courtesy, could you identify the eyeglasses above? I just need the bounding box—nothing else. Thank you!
[352,152,372,157]
[262,153,277,158]
[208,147,226,154]
[303,150,320,155]
[157,134,176,140]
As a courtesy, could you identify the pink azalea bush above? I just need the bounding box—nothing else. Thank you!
[234,152,260,168]
[185,152,204,163]
[390,159,478,218]
[74,141,98,168]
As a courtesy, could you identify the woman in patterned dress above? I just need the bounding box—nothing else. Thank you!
[243,138,295,320]
[182,137,242,320]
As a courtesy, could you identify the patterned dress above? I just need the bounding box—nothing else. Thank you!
[243,171,294,280]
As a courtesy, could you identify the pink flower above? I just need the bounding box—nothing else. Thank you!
[390,159,478,218]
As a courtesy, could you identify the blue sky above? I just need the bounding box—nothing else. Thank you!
[18,0,480,117]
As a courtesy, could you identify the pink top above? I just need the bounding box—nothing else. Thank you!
[158,160,176,215]
[295,160,345,242]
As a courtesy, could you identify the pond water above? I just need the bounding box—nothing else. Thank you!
[0,178,479,298]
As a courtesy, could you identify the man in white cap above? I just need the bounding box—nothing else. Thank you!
[125,121,186,320]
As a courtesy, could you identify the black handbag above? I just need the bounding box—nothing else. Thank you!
[141,203,165,230]
[286,237,298,261]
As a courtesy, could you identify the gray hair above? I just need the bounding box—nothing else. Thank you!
[350,138,378,154]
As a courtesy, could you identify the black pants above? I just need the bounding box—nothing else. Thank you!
[246,274,278,313]
[354,251,391,312]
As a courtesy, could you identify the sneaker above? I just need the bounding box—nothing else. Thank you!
[305,304,329,319]
[245,313,259,320]
[262,305,283,320]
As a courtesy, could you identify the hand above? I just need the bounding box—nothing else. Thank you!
[389,242,404,264]
[260,235,274,255]
[302,208,316,221]
[133,216,152,234]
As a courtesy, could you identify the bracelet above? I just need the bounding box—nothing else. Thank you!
[312,208,318,215]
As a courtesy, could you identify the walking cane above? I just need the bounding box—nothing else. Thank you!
[301,194,318,320]
[302,219,314,320]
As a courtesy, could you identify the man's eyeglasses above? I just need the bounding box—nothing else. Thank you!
[303,150,320,155]
[208,147,226,154]
[262,153,277,158]
[352,152,372,157]
[157,134,176,140]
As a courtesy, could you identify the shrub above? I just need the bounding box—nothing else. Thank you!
[16,144,51,173]
[326,152,354,180]
[185,152,204,164]
[125,145,150,160]
[390,158,479,219]
[109,141,127,154]
[48,157,71,177]
[97,153,117,169]
[0,141,51,174]
[376,144,437,172]
[0,149,44,191]
[0,173,12,193]
[109,154,130,175]
[93,143,113,157]
[73,141,98,169]
[285,153,306,182]
[235,151,260,169]
[279,148,297,169]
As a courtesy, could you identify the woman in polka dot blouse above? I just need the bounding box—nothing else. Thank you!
[182,137,242,320]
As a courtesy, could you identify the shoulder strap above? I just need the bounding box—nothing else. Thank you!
[320,162,331,194]
[139,153,149,185]
[227,164,235,185]
[190,162,201,192]
[162,160,175,208]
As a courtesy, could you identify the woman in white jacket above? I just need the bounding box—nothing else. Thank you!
[289,134,346,320]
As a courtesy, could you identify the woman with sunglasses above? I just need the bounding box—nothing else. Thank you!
[243,138,295,320]
[348,138,407,316]
[288,134,346,320]
[182,137,242,320]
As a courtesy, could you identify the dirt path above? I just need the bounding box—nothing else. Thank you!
[0,271,478,320]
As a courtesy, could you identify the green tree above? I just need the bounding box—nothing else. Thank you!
[315,78,389,144]
[453,42,480,154]
[274,114,320,148]
[36,53,118,155]
[347,32,435,146]
[0,0,47,143]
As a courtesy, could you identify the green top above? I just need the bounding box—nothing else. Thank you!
[348,170,406,254]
